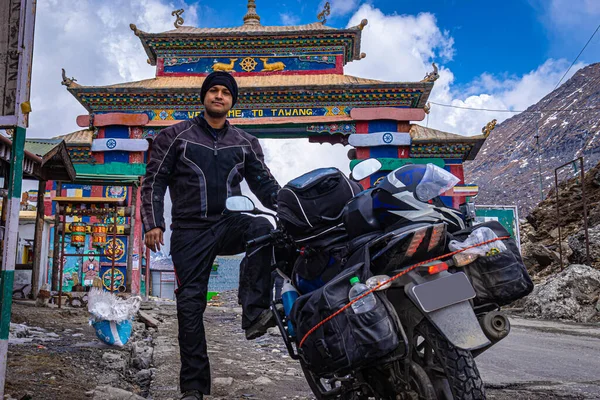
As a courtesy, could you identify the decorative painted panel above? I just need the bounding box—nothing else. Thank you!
[146,105,350,121]
[161,55,339,75]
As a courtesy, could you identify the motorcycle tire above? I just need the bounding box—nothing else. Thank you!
[413,320,486,400]
[299,359,343,400]
[300,358,437,400]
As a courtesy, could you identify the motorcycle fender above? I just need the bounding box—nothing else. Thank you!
[404,274,490,351]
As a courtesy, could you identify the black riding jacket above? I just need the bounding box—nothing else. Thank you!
[141,116,280,232]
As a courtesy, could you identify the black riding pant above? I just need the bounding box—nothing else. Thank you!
[170,213,273,394]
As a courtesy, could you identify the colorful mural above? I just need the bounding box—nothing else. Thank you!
[162,55,339,75]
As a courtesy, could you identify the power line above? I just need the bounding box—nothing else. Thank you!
[428,101,600,113]
[429,23,600,115]
[553,23,600,91]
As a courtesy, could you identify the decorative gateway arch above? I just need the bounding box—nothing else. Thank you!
[57,1,491,294]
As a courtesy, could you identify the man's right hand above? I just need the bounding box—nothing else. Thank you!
[145,228,164,252]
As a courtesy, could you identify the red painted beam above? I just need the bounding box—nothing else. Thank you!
[351,107,426,122]
[77,113,150,128]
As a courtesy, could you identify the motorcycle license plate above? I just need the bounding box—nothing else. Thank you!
[411,272,476,313]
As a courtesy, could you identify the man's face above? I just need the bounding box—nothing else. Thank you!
[203,84,233,118]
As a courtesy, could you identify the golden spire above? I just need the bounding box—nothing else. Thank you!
[243,0,261,26]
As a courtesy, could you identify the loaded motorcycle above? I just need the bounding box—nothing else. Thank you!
[226,160,533,400]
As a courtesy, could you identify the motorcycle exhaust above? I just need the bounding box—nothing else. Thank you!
[471,311,511,358]
[479,311,510,342]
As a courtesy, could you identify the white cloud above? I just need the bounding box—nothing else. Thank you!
[345,5,454,82]
[280,12,300,26]
[344,4,585,136]
[28,0,198,139]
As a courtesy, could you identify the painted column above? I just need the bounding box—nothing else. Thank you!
[132,182,143,295]
[0,126,26,395]
[31,179,46,299]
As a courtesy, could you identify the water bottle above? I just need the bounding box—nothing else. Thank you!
[281,279,299,337]
[349,276,376,313]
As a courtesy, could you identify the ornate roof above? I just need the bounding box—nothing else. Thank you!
[160,22,338,35]
[129,1,368,65]
[64,75,433,113]
[53,129,94,146]
[410,124,485,143]
[75,74,402,90]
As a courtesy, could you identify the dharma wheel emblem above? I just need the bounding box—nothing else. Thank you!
[240,57,258,72]
[106,139,117,149]
[383,133,393,144]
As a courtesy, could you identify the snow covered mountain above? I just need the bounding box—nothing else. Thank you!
[466,63,600,216]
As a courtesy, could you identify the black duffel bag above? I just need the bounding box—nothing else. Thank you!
[277,167,362,241]
[290,261,401,375]
[450,221,533,307]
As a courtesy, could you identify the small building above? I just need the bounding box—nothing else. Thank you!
[150,255,243,301]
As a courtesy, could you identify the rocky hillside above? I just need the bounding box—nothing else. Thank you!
[520,160,600,278]
[466,63,600,216]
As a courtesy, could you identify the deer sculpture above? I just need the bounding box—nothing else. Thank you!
[260,58,286,72]
[212,59,238,72]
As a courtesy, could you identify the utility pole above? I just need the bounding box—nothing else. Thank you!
[0,0,37,397]
[535,113,544,202]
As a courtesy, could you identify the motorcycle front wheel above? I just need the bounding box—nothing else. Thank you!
[413,320,486,400]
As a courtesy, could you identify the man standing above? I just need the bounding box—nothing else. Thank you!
[141,71,280,400]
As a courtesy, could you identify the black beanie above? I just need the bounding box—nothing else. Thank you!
[200,71,238,107]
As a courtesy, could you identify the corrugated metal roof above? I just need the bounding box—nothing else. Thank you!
[53,129,94,145]
[91,74,406,90]
[24,139,62,157]
[161,22,338,35]
[410,124,484,142]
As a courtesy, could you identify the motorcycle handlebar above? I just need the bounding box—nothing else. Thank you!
[246,229,281,248]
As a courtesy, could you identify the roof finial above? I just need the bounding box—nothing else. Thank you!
[421,62,439,82]
[318,2,331,25]
[482,119,497,137]
[172,9,185,29]
[243,0,261,26]
[61,68,77,87]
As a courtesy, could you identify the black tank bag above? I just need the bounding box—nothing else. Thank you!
[277,168,362,241]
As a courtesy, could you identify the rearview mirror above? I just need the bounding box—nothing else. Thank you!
[352,159,382,181]
[226,196,256,212]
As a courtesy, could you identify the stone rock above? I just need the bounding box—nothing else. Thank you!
[267,327,279,337]
[253,376,274,386]
[102,352,127,372]
[521,242,558,271]
[593,170,600,187]
[131,342,153,370]
[522,264,600,322]
[213,377,234,386]
[92,385,145,400]
[135,369,153,385]
[568,224,600,268]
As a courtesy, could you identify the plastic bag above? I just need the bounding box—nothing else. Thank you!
[415,164,460,201]
[88,288,141,347]
[448,227,507,256]
[87,288,141,323]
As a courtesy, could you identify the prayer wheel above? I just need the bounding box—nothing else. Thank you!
[92,223,108,247]
[70,222,87,247]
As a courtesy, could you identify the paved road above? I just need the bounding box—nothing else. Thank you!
[477,317,600,399]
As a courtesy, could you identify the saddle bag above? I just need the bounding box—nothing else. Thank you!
[449,221,533,307]
[290,262,401,375]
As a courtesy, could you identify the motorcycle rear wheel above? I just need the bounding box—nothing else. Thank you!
[413,320,486,399]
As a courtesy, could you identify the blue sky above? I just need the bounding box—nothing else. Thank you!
[184,0,599,88]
